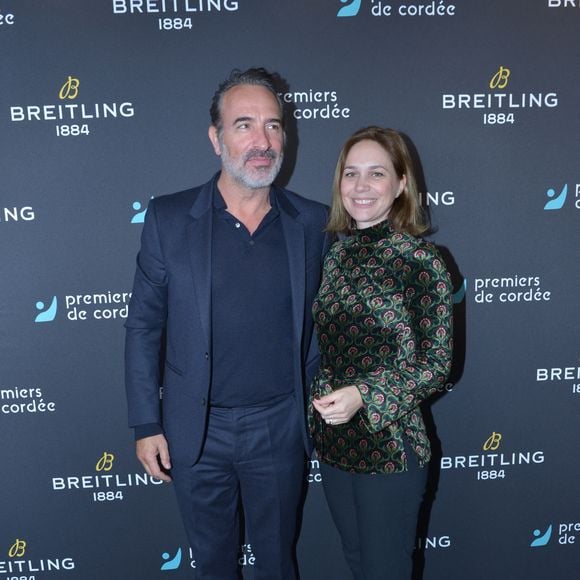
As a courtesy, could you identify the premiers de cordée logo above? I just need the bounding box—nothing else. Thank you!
[543,183,580,211]
[9,76,135,137]
[472,273,552,305]
[0,8,15,26]
[34,290,132,323]
[280,88,351,121]
[531,521,580,548]
[1,385,56,416]
[159,543,255,571]
[337,0,457,18]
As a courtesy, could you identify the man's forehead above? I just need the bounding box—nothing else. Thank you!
[222,85,281,115]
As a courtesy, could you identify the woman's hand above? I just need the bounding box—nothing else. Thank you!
[312,386,364,426]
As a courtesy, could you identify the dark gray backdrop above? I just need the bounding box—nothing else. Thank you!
[2,1,579,579]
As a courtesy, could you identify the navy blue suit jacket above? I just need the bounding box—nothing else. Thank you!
[125,174,331,466]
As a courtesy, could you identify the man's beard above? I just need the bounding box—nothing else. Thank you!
[220,138,283,190]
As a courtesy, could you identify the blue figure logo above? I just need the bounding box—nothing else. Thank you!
[452,279,466,304]
[131,201,148,223]
[160,548,182,571]
[35,296,58,323]
[543,184,567,210]
[530,525,552,547]
[337,0,361,17]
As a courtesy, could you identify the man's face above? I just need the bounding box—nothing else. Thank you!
[209,85,284,190]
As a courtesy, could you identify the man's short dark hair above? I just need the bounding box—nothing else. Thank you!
[210,67,284,133]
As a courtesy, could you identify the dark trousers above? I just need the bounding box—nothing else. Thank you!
[320,454,428,580]
[171,394,306,580]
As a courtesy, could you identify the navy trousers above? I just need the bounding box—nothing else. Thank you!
[171,394,306,580]
[320,454,428,580]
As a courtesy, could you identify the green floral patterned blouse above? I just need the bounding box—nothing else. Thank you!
[309,219,453,474]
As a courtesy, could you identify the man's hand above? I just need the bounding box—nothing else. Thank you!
[312,386,364,426]
[136,434,172,481]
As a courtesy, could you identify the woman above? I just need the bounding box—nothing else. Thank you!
[310,126,453,579]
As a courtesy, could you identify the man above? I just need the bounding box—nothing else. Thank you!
[125,68,331,579]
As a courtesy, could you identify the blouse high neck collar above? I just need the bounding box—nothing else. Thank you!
[353,219,393,244]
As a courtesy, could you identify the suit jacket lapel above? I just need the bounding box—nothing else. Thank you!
[186,178,215,348]
[277,189,306,349]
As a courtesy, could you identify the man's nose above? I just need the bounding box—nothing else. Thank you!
[253,126,272,150]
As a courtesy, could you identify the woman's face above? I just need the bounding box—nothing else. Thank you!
[340,139,406,230]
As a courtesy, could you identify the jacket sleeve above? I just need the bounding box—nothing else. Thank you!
[124,200,168,429]
[356,244,453,432]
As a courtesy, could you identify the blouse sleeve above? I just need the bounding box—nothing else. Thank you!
[356,244,453,432]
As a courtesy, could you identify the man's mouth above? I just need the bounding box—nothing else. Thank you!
[245,150,276,165]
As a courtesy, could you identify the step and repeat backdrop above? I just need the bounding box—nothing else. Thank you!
[1,1,579,579]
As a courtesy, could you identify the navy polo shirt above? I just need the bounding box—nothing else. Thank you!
[209,187,294,407]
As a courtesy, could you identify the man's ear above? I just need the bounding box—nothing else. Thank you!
[208,125,221,156]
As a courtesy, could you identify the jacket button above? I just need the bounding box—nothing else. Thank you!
[201,398,206,406]
[204,352,209,360]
